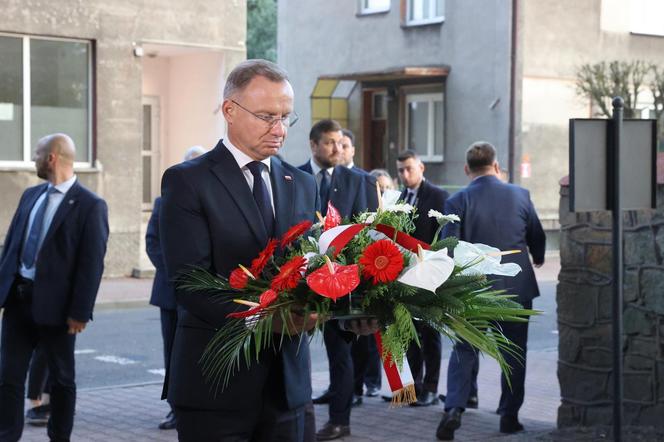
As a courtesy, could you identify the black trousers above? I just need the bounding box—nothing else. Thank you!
[175,399,309,442]
[160,308,177,413]
[496,302,531,417]
[351,334,381,396]
[406,321,442,394]
[0,282,76,442]
[27,344,50,401]
[322,321,353,425]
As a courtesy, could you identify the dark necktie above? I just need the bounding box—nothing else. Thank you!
[21,186,56,269]
[406,190,416,206]
[246,161,275,236]
[319,170,331,215]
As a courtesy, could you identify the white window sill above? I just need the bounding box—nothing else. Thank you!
[404,17,445,27]
[0,161,101,173]
[421,155,444,163]
[357,8,390,16]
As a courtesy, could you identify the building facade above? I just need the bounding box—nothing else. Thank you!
[0,0,246,276]
[277,0,664,237]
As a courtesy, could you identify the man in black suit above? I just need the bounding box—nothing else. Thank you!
[160,60,320,442]
[436,141,545,440]
[396,150,448,407]
[146,145,205,431]
[0,133,109,442]
[299,120,376,440]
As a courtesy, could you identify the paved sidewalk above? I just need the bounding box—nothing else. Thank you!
[19,254,581,441]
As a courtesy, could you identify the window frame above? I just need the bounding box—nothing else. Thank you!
[404,91,444,162]
[404,0,445,27]
[357,0,391,15]
[0,32,94,168]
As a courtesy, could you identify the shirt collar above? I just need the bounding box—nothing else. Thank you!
[310,158,334,177]
[51,175,77,194]
[224,137,271,172]
[406,177,425,193]
[346,162,355,169]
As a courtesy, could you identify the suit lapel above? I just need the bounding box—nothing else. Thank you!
[209,143,268,246]
[329,166,346,205]
[42,182,80,246]
[270,158,294,238]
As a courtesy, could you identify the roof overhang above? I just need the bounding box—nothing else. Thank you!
[320,65,450,82]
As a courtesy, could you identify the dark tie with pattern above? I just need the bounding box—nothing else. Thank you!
[246,161,275,236]
[319,169,331,215]
[406,190,416,206]
[21,186,56,269]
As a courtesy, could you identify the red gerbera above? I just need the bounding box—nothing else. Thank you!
[229,267,249,289]
[250,239,278,276]
[280,220,313,248]
[271,256,307,292]
[227,289,279,319]
[359,239,404,284]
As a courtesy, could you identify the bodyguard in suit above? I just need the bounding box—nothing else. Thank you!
[299,119,376,440]
[160,60,320,442]
[396,150,448,407]
[146,146,206,431]
[0,134,109,442]
[436,141,545,441]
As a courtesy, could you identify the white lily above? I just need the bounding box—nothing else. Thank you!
[454,241,522,276]
[397,245,455,293]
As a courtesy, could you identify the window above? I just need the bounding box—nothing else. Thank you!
[359,0,390,14]
[406,0,444,26]
[405,92,444,161]
[0,34,92,165]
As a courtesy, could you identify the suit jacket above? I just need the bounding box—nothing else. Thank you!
[160,141,319,411]
[442,175,546,302]
[0,180,109,325]
[146,197,176,310]
[399,179,449,244]
[298,162,378,217]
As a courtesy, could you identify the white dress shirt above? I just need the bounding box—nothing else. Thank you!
[224,138,275,215]
[20,175,78,280]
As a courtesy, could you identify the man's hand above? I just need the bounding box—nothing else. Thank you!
[67,318,87,335]
[273,311,320,335]
[344,318,380,336]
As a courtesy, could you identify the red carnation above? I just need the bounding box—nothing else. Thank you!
[250,239,278,276]
[280,220,313,248]
[359,239,404,284]
[229,267,249,289]
[271,256,307,292]
[227,289,279,319]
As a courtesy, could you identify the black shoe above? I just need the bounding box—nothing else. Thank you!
[158,411,177,430]
[312,389,333,404]
[412,391,439,407]
[26,404,50,426]
[438,394,478,409]
[316,422,350,441]
[436,408,462,440]
[381,394,393,402]
[351,394,363,407]
[365,386,379,397]
[499,415,524,434]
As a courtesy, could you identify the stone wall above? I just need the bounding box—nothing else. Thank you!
[557,159,664,427]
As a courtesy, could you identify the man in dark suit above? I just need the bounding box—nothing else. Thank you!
[160,60,320,442]
[146,146,206,431]
[396,150,448,407]
[0,133,109,442]
[436,141,545,441]
[299,119,376,440]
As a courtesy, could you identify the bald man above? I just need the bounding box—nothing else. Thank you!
[0,134,109,442]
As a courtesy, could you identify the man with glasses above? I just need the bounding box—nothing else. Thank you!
[160,59,320,441]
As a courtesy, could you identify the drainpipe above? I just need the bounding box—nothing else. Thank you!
[508,0,518,183]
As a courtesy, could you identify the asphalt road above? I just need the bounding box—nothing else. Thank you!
[72,279,557,390]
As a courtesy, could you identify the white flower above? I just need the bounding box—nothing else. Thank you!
[358,212,377,224]
[386,203,414,213]
[454,241,522,277]
[428,210,460,226]
[397,246,455,293]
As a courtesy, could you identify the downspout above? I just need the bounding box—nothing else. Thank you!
[508,0,518,183]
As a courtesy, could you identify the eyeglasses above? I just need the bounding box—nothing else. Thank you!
[231,100,299,128]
